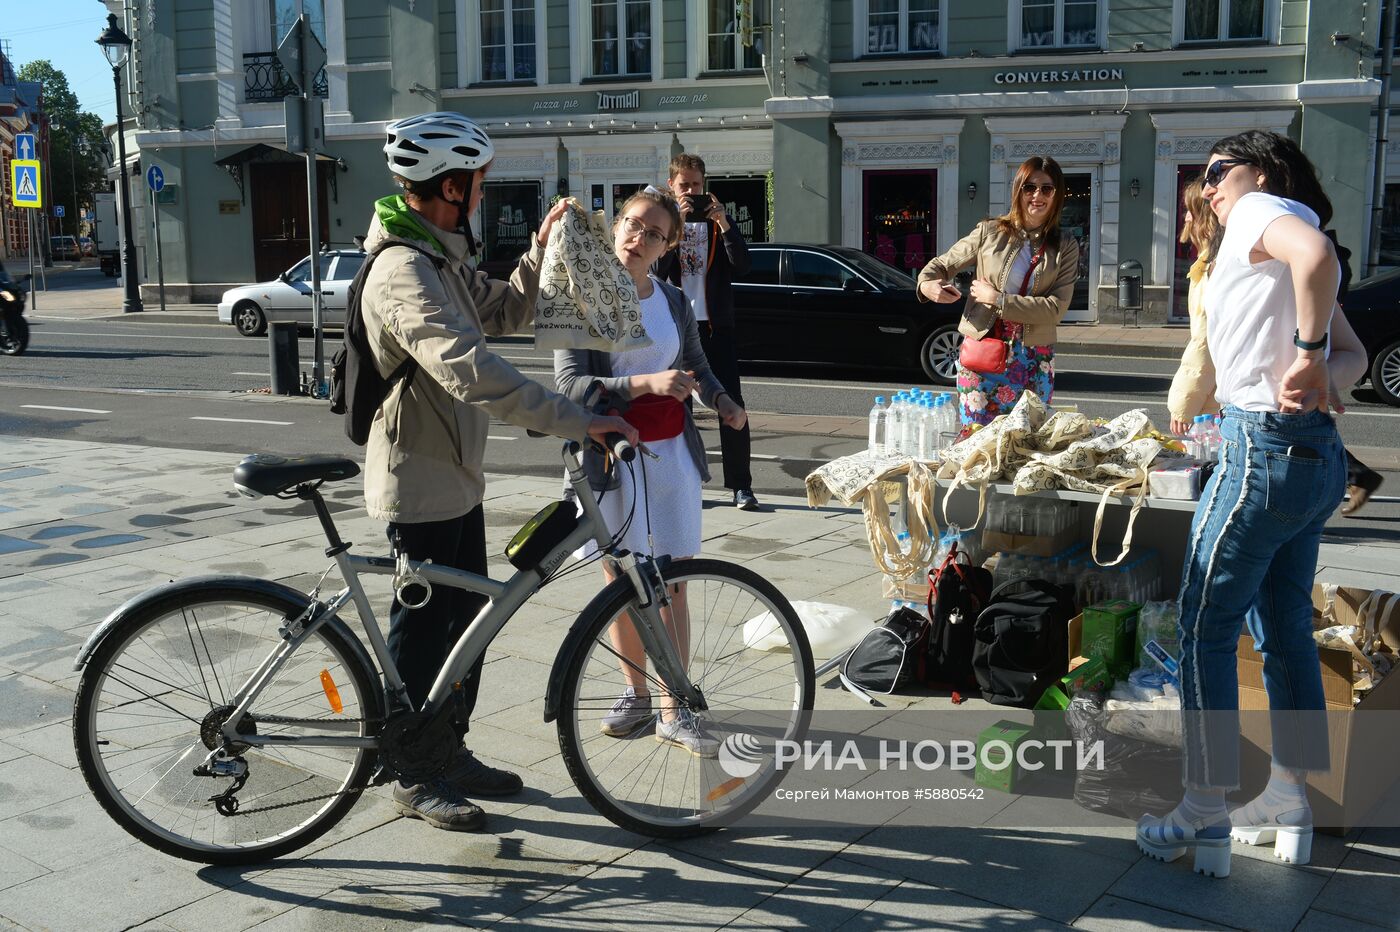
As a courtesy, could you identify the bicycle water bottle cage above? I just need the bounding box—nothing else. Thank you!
[393,551,432,609]
[505,500,579,572]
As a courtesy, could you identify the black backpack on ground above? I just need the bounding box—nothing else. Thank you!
[971,578,1074,708]
[329,243,444,445]
[924,544,993,691]
[840,606,930,703]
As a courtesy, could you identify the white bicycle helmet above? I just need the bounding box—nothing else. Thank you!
[383,111,494,182]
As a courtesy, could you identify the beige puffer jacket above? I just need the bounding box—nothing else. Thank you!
[360,196,592,524]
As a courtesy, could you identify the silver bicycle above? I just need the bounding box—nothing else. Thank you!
[71,432,814,865]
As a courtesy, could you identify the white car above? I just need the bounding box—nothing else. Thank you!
[217,250,365,336]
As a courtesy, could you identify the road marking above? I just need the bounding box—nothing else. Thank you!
[487,435,519,441]
[190,416,294,426]
[21,404,112,414]
[232,372,266,377]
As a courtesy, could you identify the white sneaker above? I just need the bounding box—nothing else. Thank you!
[655,709,719,758]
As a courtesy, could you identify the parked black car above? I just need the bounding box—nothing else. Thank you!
[730,244,963,384]
[1342,269,1400,407]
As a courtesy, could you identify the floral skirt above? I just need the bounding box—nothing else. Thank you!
[956,328,1055,427]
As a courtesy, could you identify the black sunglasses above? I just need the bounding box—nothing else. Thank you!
[1204,158,1252,187]
[1020,183,1058,197]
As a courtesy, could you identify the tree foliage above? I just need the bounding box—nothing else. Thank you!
[17,60,108,232]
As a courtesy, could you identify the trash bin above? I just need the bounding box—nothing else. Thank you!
[1117,259,1143,327]
[268,321,301,395]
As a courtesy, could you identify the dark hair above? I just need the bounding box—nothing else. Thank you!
[668,152,707,180]
[395,168,476,203]
[1324,230,1352,302]
[1209,130,1332,228]
[995,156,1065,248]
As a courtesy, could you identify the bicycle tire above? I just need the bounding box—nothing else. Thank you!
[555,558,814,838]
[73,581,382,865]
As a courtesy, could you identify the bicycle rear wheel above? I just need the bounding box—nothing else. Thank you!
[73,582,381,864]
[556,558,814,838]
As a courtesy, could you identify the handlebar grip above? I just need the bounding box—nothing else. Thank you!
[605,432,636,463]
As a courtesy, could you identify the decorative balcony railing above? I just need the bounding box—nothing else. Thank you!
[243,52,327,103]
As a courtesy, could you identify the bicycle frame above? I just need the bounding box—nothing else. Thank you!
[217,441,701,752]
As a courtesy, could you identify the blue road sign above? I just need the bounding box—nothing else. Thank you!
[11,161,40,208]
[15,133,36,161]
[55,205,65,218]
[146,165,165,193]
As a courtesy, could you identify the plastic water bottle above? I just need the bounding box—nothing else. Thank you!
[1205,417,1222,461]
[1188,416,1206,460]
[887,393,906,456]
[922,399,938,460]
[907,398,924,458]
[868,396,888,456]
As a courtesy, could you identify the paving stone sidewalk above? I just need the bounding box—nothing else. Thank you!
[1,434,1398,931]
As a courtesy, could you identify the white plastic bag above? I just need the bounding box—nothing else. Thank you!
[744,601,876,659]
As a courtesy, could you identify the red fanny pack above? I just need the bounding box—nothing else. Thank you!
[622,393,685,442]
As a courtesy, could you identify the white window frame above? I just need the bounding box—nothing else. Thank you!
[1172,0,1278,46]
[570,0,663,83]
[852,0,948,58]
[1007,0,1106,52]
[457,0,547,87]
[692,0,771,73]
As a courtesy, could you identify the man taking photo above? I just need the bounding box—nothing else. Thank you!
[658,153,758,511]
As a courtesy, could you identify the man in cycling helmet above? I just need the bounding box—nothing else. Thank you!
[363,111,637,832]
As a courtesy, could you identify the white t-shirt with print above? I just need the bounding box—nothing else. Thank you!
[1204,192,1331,413]
[678,221,710,322]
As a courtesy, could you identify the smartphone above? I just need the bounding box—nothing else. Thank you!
[683,193,711,221]
[941,283,962,297]
[1286,445,1321,460]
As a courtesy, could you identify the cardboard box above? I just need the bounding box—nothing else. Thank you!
[975,720,1036,793]
[1149,462,1203,500]
[1036,655,1113,711]
[1237,584,1400,834]
[982,525,1078,558]
[1081,601,1141,676]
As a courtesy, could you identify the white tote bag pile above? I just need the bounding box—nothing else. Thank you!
[534,200,651,353]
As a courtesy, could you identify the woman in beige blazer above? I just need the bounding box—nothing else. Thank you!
[1167,177,1221,436]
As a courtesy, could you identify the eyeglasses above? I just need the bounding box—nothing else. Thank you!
[1204,158,1252,188]
[620,216,668,248]
[1020,183,1058,198]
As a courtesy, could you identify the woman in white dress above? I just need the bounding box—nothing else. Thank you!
[553,187,747,756]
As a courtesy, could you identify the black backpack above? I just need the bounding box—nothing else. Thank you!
[924,543,993,691]
[328,243,444,445]
[971,578,1074,708]
[840,606,930,703]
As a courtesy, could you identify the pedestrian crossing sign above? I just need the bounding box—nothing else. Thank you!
[11,159,41,209]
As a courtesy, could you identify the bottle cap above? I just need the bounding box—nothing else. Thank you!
[875,396,885,404]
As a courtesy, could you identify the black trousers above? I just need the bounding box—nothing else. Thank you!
[386,506,488,741]
[698,324,752,491]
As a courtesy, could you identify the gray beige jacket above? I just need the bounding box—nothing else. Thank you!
[360,195,592,523]
[554,277,726,491]
[916,218,1081,347]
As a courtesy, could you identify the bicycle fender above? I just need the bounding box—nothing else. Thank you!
[542,556,672,723]
[72,575,377,689]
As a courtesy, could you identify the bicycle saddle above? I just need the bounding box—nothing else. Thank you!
[233,453,360,498]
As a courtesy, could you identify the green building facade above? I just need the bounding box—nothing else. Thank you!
[107,0,1386,323]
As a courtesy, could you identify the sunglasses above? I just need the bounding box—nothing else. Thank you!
[1020,183,1058,198]
[1204,158,1252,188]
[620,216,668,248]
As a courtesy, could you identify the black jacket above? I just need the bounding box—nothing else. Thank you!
[656,218,751,330]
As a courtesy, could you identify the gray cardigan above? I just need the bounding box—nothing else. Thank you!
[553,277,728,491]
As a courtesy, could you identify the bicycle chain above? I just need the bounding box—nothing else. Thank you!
[209,715,381,818]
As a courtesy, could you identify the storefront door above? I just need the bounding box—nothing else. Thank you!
[1058,171,1096,322]
[707,176,768,243]
[589,181,648,218]
[861,170,936,274]
[250,161,329,283]
[1170,164,1206,322]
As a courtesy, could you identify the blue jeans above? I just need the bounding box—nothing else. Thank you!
[1177,407,1345,789]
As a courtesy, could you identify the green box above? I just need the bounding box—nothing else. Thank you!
[1081,600,1141,676]
[975,720,1036,793]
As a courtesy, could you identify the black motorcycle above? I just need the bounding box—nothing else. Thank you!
[0,267,29,356]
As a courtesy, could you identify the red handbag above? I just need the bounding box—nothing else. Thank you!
[957,241,1046,376]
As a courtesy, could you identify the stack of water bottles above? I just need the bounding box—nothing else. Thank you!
[867,389,961,461]
[991,543,1162,610]
[889,524,967,618]
[1184,414,1222,462]
[985,495,1077,539]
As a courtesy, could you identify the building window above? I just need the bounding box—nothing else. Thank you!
[708,0,769,71]
[1180,0,1266,43]
[592,0,651,76]
[481,0,536,82]
[1016,0,1100,50]
[863,170,936,273]
[864,0,942,56]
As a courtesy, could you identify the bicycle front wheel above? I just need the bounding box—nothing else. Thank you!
[73,582,381,864]
[557,558,814,838]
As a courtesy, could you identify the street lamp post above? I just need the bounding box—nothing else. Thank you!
[96,12,143,313]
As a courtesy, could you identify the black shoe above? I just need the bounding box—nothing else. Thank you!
[393,779,485,831]
[733,488,759,511]
[444,748,524,797]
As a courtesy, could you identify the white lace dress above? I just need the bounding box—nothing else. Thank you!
[577,280,703,560]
